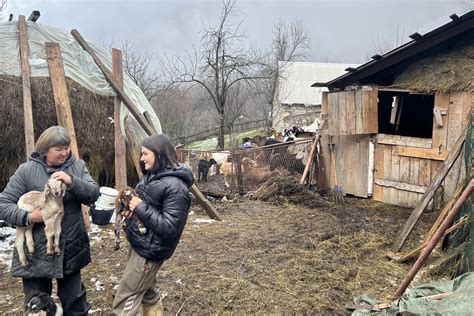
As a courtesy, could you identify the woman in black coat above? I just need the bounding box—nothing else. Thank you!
[111,134,193,315]
[0,126,100,314]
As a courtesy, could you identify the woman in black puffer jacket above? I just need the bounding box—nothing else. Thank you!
[111,134,193,315]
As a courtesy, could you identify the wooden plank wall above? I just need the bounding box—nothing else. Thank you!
[373,92,473,208]
[325,134,371,198]
[327,88,378,136]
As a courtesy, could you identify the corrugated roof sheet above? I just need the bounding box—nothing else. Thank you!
[276,61,359,106]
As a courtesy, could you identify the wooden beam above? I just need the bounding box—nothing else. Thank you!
[374,179,427,194]
[189,185,222,221]
[18,15,35,160]
[300,135,321,185]
[393,179,474,299]
[397,182,465,262]
[377,134,432,148]
[45,42,90,231]
[392,126,467,252]
[45,42,79,156]
[70,29,156,136]
[395,146,448,161]
[112,48,127,191]
[27,10,40,22]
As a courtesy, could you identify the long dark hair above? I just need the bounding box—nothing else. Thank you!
[141,134,179,174]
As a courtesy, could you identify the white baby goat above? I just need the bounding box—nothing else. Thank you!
[16,178,67,267]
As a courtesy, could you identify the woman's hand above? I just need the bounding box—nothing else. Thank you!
[129,196,142,212]
[28,208,44,223]
[50,171,72,186]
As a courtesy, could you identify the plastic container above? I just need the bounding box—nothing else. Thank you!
[90,206,114,225]
[95,187,119,209]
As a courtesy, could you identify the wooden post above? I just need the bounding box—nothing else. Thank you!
[392,126,467,252]
[18,15,35,160]
[393,179,474,299]
[112,48,127,191]
[300,135,321,185]
[70,29,156,136]
[45,42,90,230]
[46,43,80,156]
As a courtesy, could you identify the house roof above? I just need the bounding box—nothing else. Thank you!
[276,61,358,106]
[318,10,474,90]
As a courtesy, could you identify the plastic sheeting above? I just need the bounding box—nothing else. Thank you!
[352,272,474,315]
[0,20,161,140]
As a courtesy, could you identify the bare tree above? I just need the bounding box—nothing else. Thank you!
[0,0,7,20]
[460,0,474,11]
[118,40,161,102]
[266,18,310,127]
[365,23,407,61]
[151,86,208,144]
[163,0,269,149]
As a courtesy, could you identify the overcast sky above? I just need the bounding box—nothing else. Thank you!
[3,0,470,68]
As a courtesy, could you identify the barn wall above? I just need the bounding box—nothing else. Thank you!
[321,89,473,207]
[373,92,473,208]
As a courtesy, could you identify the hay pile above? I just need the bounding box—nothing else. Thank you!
[0,75,138,189]
[391,38,474,93]
[253,176,329,208]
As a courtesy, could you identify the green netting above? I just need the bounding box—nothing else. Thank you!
[352,272,474,315]
[445,123,474,276]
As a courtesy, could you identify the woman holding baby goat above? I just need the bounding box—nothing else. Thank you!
[0,126,100,315]
[111,134,193,315]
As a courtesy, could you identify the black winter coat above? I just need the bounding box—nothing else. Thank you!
[126,165,193,262]
[0,153,100,278]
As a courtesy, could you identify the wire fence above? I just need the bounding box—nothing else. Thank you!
[177,137,322,194]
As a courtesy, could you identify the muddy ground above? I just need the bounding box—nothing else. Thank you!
[0,177,441,315]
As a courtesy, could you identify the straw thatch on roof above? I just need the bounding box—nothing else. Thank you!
[390,38,474,93]
[0,75,138,190]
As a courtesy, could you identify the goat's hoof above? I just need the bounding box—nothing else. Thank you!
[46,250,54,256]
[114,245,120,251]
[55,251,60,256]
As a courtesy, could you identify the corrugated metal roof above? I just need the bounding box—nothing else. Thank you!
[276,61,359,106]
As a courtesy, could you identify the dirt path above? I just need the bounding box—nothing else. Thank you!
[0,197,438,314]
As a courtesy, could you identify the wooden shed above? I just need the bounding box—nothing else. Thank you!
[317,10,474,208]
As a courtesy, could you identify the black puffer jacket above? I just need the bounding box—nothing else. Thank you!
[126,165,193,262]
[0,153,100,278]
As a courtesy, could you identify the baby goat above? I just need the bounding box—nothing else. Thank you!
[114,186,146,251]
[25,291,62,316]
[197,158,217,182]
[16,178,66,267]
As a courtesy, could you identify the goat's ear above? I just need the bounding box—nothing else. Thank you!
[44,183,51,196]
[61,182,67,196]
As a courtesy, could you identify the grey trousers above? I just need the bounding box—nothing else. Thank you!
[111,248,163,316]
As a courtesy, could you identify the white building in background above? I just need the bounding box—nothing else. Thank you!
[272,61,359,132]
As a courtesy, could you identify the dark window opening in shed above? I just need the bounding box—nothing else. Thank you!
[377,91,434,139]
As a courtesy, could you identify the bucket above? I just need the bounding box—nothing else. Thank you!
[95,187,119,210]
[90,206,114,225]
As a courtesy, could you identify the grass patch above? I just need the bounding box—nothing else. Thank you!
[186,129,263,150]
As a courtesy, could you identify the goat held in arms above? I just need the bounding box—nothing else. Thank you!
[114,186,146,250]
[16,178,67,267]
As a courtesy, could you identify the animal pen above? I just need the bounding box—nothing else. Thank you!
[178,136,323,195]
